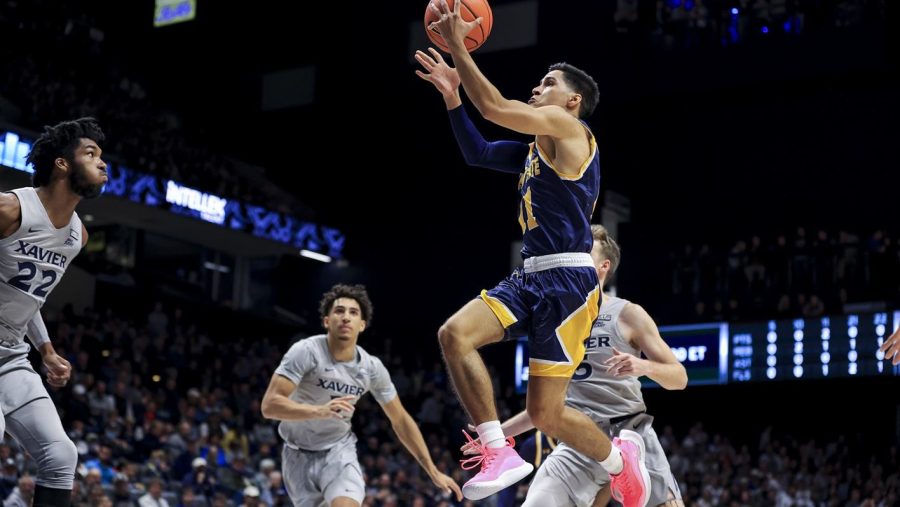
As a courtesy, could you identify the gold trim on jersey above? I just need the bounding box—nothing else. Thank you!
[533,133,598,182]
[529,285,601,377]
[480,290,518,329]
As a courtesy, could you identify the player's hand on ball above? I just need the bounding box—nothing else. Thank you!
[322,396,356,420]
[430,470,463,501]
[43,353,71,387]
[428,0,483,50]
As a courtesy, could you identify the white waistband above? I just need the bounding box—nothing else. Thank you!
[523,252,594,273]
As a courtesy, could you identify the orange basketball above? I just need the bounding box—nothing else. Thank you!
[424,0,493,53]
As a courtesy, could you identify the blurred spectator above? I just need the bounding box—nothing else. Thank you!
[138,478,169,507]
[2,476,33,507]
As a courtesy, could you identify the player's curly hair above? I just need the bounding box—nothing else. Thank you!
[591,224,621,274]
[549,63,600,119]
[25,117,105,188]
[319,284,374,323]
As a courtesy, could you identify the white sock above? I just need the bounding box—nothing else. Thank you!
[476,421,507,449]
[599,445,624,475]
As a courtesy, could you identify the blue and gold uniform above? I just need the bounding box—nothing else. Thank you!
[517,134,600,258]
[481,126,602,378]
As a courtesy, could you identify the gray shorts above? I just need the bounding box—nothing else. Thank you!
[0,355,76,489]
[0,353,47,414]
[535,413,682,507]
[281,436,364,507]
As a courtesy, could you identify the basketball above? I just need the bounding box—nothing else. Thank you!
[424,0,493,53]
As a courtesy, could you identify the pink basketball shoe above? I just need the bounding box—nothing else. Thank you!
[459,430,534,500]
[609,429,652,507]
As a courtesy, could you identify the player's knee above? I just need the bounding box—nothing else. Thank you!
[38,438,78,487]
[527,404,561,436]
[438,320,467,354]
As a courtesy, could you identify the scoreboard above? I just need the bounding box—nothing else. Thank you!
[656,322,728,386]
[514,310,899,392]
[729,311,900,382]
[515,321,728,393]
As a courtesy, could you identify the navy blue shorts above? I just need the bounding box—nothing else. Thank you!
[480,254,600,378]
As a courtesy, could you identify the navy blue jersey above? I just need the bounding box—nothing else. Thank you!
[517,130,600,258]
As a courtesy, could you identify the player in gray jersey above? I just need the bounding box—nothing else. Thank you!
[0,118,107,507]
[466,225,687,506]
[261,284,462,507]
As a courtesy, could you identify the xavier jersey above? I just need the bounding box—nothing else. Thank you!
[567,296,646,421]
[518,129,600,258]
[0,188,82,354]
[274,335,397,451]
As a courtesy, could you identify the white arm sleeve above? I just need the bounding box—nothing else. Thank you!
[26,311,51,348]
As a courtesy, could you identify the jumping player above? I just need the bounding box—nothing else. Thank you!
[465,225,687,507]
[417,2,650,503]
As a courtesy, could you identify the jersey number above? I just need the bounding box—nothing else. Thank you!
[518,187,539,233]
[7,261,57,297]
[571,359,592,381]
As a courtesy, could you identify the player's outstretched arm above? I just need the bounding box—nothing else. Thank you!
[415,47,462,110]
[260,374,355,421]
[415,47,528,173]
[380,396,463,501]
[500,410,537,440]
[606,303,688,390]
[428,0,584,138]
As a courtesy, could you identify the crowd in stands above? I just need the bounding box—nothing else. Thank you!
[0,0,307,217]
[0,301,895,506]
[0,0,884,217]
[657,227,900,324]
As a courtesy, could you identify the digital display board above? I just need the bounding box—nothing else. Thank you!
[1,130,344,259]
[729,311,900,382]
[514,310,899,392]
[154,0,196,27]
[657,322,729,386]
[515,321,728,393]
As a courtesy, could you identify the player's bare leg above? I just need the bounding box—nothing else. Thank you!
[438,299,505,423]
[592,485,612,507]
[439,299,533,499]
[527,376,614,460]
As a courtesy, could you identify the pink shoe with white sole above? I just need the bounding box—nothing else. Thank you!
[459,430,534,501]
